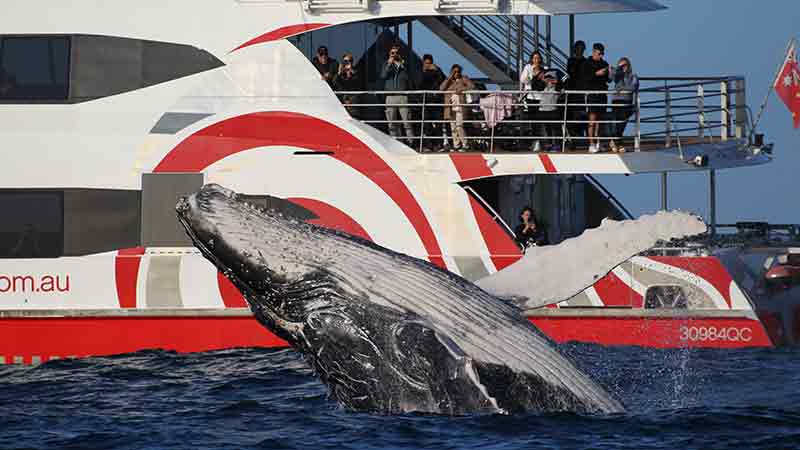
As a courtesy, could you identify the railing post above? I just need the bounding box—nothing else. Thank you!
[419,92,427,153]
[720,80,729,141]
[661,172,668,211]
[533,15,539,53]
[735,78,746,139]
[697,84,705,138]
[665,83,672,148]
[562,92,569,151]
[634,90,641,151]
[709,169,717,238]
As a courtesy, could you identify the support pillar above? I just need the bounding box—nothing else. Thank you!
[661,172,668,211]
[709,170,717,237]
[545,16,552,67]
[569,15,575,51]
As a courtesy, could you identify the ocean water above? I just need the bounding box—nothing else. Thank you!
[2,344,800,450]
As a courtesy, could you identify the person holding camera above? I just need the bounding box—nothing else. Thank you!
[440,64,474,151]
[380,45,414,141]
[515,207,548,251]
[333,52,362,117]
[609,57,639,152]
[519,51,548,151]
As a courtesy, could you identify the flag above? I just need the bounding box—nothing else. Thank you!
[774,39,800,128]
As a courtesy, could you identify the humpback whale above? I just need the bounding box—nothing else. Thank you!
[176,184,703,415]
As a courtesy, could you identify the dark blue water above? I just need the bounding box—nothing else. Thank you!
[2,344,800,450]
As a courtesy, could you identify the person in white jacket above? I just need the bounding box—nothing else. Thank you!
[519,51,548,151]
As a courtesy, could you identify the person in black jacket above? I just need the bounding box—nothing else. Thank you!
[418,54,446,151]
[584,43,610,153]
[514,207,548,251]
[565,41,588,148]
[332,52,362,118]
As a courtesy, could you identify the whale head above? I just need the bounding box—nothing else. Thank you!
[176,184,335,340]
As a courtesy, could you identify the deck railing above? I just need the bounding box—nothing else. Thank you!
[335,76,749,153]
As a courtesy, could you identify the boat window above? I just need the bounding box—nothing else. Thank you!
[644,285,688,309]
[0,191,64,258]
[0,36,70,101]
[141,173,204,247]
[63,189,141,256]
[0,35,223,103]
[69,35,223,102]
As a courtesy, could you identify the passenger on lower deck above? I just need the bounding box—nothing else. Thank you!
[515,207,548,251]
[419,54,446,151]
[312,46,338,87]
[380,45,415,142]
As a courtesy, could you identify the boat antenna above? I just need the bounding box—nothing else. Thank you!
[750,37,797,138]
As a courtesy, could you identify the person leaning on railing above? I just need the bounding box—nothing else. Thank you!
[380,45,415,142]
[440,64,474,152]
[608,57,639,153]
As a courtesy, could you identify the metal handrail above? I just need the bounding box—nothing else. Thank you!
[462,185,516,238]
[585,174,634,220]
[334,76,751,153]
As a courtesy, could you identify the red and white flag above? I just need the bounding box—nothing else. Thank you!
[774,39,800,128]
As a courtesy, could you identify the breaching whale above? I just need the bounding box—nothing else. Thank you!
[176,184,703,415]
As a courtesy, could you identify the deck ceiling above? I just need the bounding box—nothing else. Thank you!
[532,0,666,15]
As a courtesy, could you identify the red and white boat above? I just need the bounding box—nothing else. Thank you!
[0,0,797,364]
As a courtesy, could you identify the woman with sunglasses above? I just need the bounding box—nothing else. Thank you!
[333,52,362,117]
[609,57,639,152]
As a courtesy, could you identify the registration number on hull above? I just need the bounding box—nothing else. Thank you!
[679,326,752,342]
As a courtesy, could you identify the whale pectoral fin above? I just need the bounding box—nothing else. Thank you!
[392,322,501,415]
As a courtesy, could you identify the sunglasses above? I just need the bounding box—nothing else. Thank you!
[343,59,353,63]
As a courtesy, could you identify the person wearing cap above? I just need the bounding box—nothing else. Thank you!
[608,57,639,152]
[566,40,588,148]
[584,42,610,153]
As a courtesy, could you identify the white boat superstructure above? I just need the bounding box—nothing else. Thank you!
[0,0,796,363]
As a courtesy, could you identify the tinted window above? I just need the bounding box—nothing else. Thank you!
[0,36,70,100]
[644,285,688,309]
[0,192,63,258]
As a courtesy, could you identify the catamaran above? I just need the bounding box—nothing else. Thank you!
[0,0,797,364]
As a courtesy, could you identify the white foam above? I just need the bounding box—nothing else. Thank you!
[475,211,707,309]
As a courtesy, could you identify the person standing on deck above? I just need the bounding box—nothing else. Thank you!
[566,41,588,149]
[440,64,474,152]
[312,46,338,88]
[419,54,446,151]
[584,43,610,153]
[520,51,548,152]
[609,57,639,152]
[380,45,415,142]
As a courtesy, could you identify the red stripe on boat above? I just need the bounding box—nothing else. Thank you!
[288,197,372,241]
[538,154,557,173]
[231,23,330,53]
[0,315,287,363]
[217,272,248,308]
[592,271,643,307]
[450,154,521,271]
[153,111,445,268]
[114,247,145,308]
[529,315,772,348]
[449,153,492,179]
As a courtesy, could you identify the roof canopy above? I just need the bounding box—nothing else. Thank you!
[533,0,666,15]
